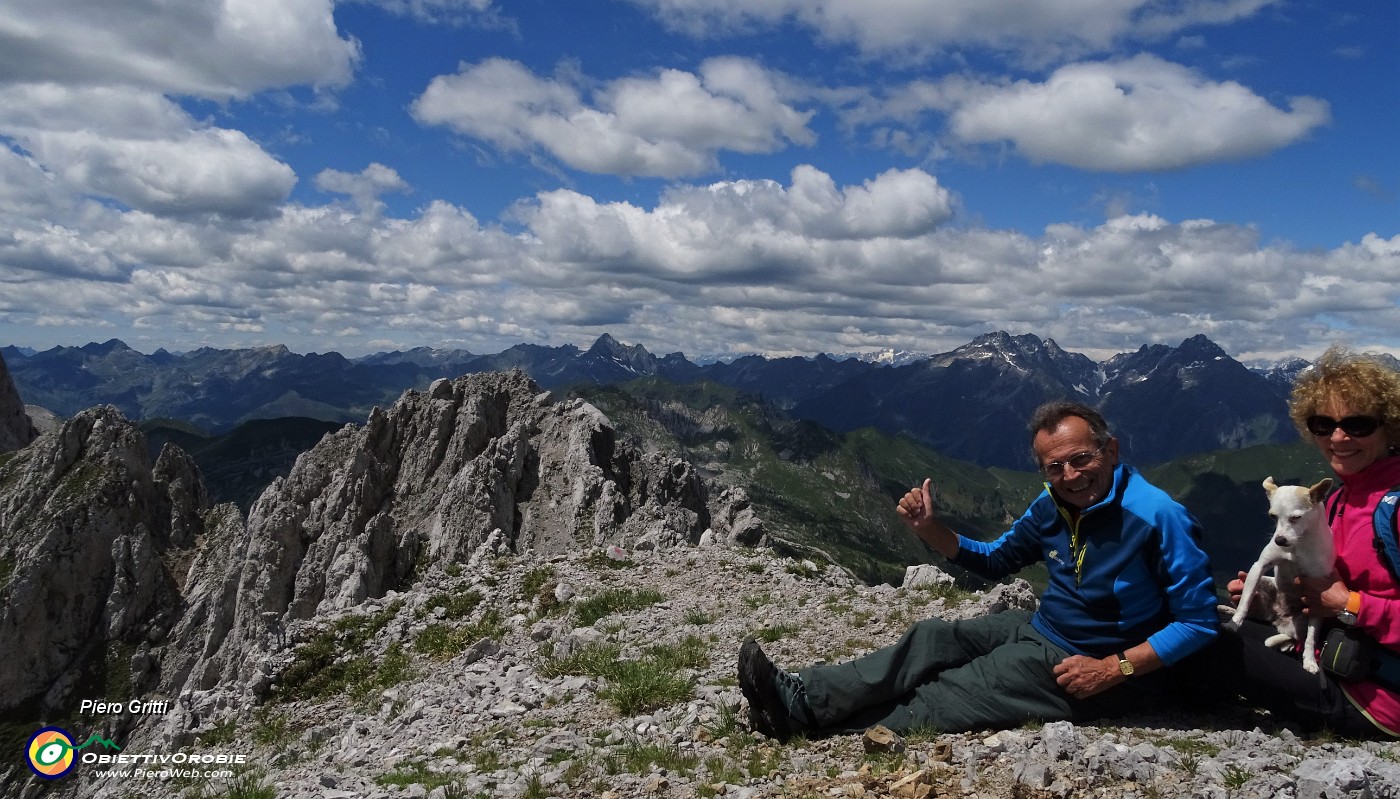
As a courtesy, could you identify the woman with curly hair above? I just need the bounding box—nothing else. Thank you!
[1194,344,1400,737]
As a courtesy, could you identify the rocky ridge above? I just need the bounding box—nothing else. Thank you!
[2,370,1398,798]
[0,370,757,794]
[0,350,36,453]
[0,405,206,721]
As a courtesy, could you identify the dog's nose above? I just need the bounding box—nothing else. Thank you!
[1274,535,1290,547]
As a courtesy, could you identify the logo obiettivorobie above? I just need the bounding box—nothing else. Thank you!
[25,726,121,780]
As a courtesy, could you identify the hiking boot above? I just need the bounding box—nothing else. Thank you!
[738,638,812,740]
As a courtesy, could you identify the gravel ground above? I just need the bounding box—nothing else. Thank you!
[50,543,1400,799]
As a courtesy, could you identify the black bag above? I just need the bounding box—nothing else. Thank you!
[1319,626,1376,681]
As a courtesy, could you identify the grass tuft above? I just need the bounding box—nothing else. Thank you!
[575,588,666,626]
[273,601,406,703]
[376,760,458,791]
[521,565,556,600]
[1222,763,1253,790]
[251,708,294,749]
[197,718,238,747]
[752,623,800,643]
[604,736,699,776]
[538,638,699,715]
[538,642,624,678]
[683,608,716,625]
[913,582,977,605]
[646,635,709,670]
[598,659,694,715]
[414,608,507,660]
[419,588,483,620]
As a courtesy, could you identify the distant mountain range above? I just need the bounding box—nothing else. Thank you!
[0,331,1362,469]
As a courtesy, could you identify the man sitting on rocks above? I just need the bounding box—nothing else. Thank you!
[739,401,1218,738]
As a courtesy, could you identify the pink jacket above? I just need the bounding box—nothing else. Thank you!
[1327,455,1400,735]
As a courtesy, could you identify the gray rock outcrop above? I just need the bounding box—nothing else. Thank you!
[1,370,730,793]
[0,406,208,720]
[154,370,715,703]
[0,351,36,453]
[708,486,766,546]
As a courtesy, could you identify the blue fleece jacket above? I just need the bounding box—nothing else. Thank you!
[952,464,1217,665]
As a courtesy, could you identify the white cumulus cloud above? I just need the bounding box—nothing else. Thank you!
[0,85,296,218]
[316,164,410,218]
[851,55,1329,172]
[411,57,815,177]
[947,55,1330,170]
[2,166,1397,360]
[347,0,505,27]
[0,0,350,222]
[630,0,1278,62]
[0,0,358,99]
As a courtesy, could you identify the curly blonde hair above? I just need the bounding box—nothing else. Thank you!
[1289,344,1400,446]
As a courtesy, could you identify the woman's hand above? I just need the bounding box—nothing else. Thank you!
[1298,571,1349,617]
[1227,571,1246,607]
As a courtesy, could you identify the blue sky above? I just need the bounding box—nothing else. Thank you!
[0,0,1395,362]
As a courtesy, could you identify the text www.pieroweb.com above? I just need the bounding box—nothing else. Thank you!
[89,767,236,780]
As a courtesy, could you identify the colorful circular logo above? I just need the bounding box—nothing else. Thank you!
[26,726,77,780]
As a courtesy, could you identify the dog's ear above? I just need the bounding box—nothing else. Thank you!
[1309,477,1334,504]
[1262,476,1278,496]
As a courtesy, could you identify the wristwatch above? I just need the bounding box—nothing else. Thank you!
[1117,652,1134,677]
[1337,592,1361,626]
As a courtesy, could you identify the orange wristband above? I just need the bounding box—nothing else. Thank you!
[1345,591,1362,616]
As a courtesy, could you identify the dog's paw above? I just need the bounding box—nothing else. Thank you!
[1262,633,1297,653]
[1302,657,1320,675]
[1216,604,1241,628]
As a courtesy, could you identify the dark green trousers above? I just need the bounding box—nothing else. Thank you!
[798,610,1160,734]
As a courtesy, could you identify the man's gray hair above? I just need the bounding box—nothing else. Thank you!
[1027,400,1112,456]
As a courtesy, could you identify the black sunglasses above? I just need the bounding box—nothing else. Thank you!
[1306,414,1382,438]
[1040,443,1108,479]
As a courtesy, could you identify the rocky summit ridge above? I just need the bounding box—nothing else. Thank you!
[2,371,1399,798]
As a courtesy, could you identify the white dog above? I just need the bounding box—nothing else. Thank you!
[1231,476,1335,673]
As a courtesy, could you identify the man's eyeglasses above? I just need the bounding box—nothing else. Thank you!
[1306,415,1382,438]
[1040,443,1108,479]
